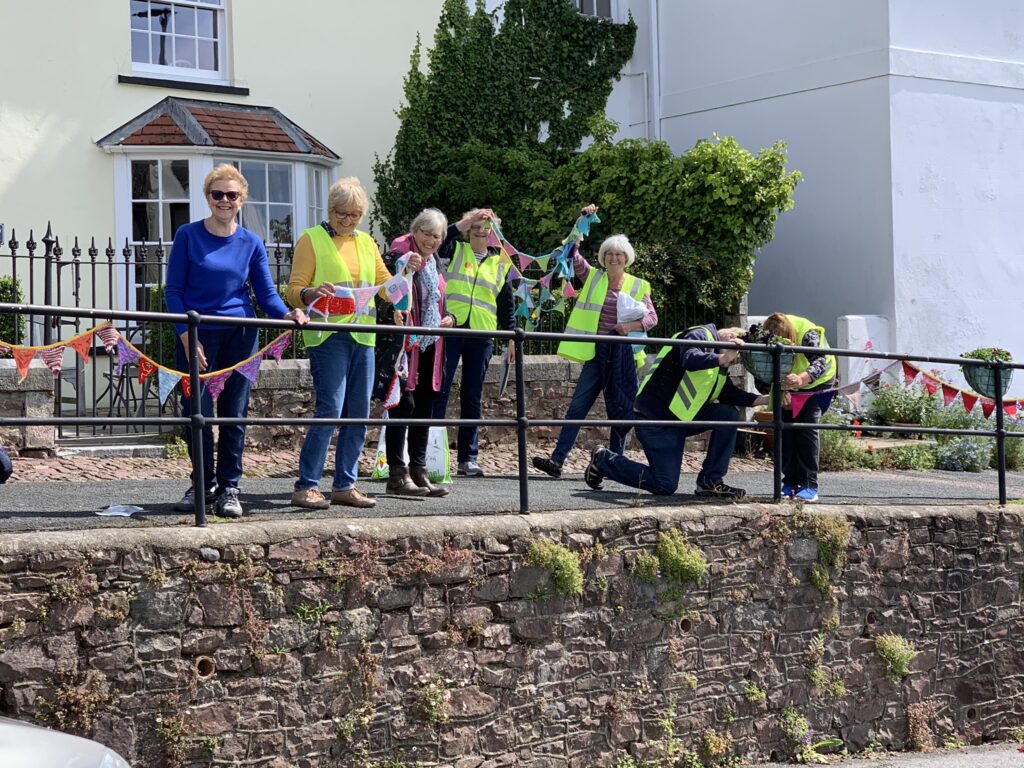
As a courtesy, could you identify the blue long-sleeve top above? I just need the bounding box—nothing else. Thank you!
[165,221,290,334]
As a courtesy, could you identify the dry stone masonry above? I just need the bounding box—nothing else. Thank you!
[0,506,1021,767]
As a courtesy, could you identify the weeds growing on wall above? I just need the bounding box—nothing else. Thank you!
[525,538,583,597]
[875,633,917,682]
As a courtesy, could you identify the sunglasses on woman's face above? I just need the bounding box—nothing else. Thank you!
[209,190,241,201]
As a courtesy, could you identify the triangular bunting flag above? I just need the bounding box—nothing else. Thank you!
[156,369,181,406]
[961,391,977,413]
[539,273,553,289]
[68,331,94,362]
[114,338,140,375]
[562,282,577,299]
[902,361,918,385]
[382,374,402,410]
[517,253,536,272]
[506,266,523,283]
[485,230,502,249]
[264,333,291,362]
[138,358,157,384]
[815,390,839,414]
[981,399,995,418]
[941,384,959,407]
[236,356,262,386]
[180,376,192,399]
[533,255,551,271]
[204,371,232,401]
[514,303,532,320]
[789,391,814,418]
[500,240,518,257]
[1005,402,1018,419]
[921,375,939,395]
[539,287,554,304]
[352,286,377,316]
[13,347,36,381]
[550,297,567,314]
[39,346,65,376]
[96,324,119,353]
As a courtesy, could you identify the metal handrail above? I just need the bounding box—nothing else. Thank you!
[1,302,1021,524]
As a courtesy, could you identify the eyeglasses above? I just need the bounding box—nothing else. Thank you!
[333,210,362,221]
[469,225,491,234]
[209,190,241,201]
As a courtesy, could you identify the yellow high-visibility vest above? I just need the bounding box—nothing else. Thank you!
[557,269,650,369]
[444,242,509,331]
[301,226,379,348]
[786,314,837,388]
[639,326,727,422]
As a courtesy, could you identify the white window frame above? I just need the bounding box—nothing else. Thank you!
[129,0,231,85]
[574,0,614,21]
[110,150,334,311]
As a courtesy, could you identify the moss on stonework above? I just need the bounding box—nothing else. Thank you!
[525,539,584,597]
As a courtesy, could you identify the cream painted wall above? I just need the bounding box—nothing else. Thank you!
[0,1,443,243]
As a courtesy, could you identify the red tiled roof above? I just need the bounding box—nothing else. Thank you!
[120,114,190,146]
[103,98,339,159]
[189,107,300,154]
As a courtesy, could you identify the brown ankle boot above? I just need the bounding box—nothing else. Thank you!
[410,466,449,497]
[387,467,429,496]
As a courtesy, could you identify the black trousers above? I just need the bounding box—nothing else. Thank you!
[781,381,832,490]
[385,343,439,470]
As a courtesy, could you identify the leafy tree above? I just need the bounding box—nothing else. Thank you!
[533,133,802,318]
[372,0,637,241]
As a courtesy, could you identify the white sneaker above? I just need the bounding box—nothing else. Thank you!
[457,461,485,477]
[215,487,243,518]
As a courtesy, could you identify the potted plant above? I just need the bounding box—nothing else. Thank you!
[740,323,795,384]
[960,347,1013,399]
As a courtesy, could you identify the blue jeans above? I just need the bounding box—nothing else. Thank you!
[594,403,740,495]
[175,326,259,491]
[433,336,493,463]
[296,332,374,491]
[550,355,631,465]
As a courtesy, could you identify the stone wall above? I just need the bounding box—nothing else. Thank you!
[246,356,611,454]
[0,506,1021,767]
[0,359,55,454]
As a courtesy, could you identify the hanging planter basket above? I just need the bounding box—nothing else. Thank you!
[741,349,796,384]
[961,363,1012,400]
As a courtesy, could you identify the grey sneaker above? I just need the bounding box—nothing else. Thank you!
[214,487,243,518]
[457,461,485,477]
[174,484,216,512]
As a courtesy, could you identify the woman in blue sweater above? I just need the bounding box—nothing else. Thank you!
[165,164,307,517]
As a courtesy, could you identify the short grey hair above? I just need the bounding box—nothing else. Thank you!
[597,234,636,268]
[410,208,448,236]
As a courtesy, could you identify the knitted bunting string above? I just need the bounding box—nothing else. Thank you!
[67,331,94,362]
[39,346,66,375]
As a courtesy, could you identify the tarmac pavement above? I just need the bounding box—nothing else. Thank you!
[759,744,1021,767]
[1,467,1021,532]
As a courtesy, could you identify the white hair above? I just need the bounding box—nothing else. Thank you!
[410,208,448,236]
[597,234,636,268]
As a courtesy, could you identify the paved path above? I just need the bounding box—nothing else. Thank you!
[1,467,1021,532]
[760,744,1021,767]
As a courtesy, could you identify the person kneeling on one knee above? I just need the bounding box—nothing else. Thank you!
[583,324,788,499]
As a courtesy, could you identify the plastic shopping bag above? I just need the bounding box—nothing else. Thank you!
[370,421,453,485]
[616,291,650,357]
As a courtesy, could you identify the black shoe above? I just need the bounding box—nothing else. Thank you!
[695,481,746,500]
[532,456,563,478]
[584,447,607,490]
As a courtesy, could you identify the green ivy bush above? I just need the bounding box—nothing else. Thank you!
[373,0,801,321]
[0,276,26,345]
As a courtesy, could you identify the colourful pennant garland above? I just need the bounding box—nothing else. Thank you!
[961,391,977,413]
[13,347,36,380]
[115,338,140,375]
[941,383,958,407]
[518,253,536,271]
[264,333,292,362]
[68,331,94,362]
[236,357,263,386]
[181,376,192,399]
[562,282,578,299]
[156,369,181,405]
[96,324,119,352]
[204,371,232,401]
[138,358,157,384]
[39,346,65,375]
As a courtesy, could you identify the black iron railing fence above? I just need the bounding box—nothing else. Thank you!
[2,302,1022,526]
[0,224,714,440]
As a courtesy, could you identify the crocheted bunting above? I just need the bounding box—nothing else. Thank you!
[39,346,65,375]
